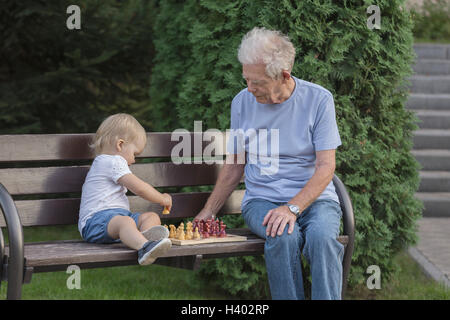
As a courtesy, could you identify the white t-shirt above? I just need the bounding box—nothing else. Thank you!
[78,154,132,235]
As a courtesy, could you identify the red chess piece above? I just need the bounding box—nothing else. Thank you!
[219,223,227,237]
[216,221,221,236]
[193,218,199,228]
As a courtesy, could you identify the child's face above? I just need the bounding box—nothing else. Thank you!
[117,137,146,165]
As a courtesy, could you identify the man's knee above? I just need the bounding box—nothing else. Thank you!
[306,229,336,247]
[265,228,301,252]
[303,228,343,261]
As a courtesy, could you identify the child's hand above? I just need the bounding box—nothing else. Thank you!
[162,193,172,211]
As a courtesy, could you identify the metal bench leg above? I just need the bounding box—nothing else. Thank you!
[332,175,355,299]
[0,183,24,300]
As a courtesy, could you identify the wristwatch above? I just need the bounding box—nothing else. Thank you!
[287,204,301,218]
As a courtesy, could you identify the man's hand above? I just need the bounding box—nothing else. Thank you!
[195,208,214,221]
[262,205,297,237]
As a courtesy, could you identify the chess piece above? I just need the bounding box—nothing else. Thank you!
[175,222,186,239]
[169,225,176,239]
[177,228,185,240]
[162,206,170,215]
[204,219,212,237]
[193,227,201,240]
[193,219,199,232]
[185,221,193,240]
[219,222,227,237]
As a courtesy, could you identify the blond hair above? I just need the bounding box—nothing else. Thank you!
[91,113,147,155]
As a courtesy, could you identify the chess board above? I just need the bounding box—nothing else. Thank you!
[170,233,247,246]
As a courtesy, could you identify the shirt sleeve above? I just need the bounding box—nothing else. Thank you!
[111,156,132,183]
[226,96,245,155]
[312,94,342,151]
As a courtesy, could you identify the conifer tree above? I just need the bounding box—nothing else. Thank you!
[150,0,422,297]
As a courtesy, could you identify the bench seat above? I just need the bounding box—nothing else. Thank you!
[8,229,348,274]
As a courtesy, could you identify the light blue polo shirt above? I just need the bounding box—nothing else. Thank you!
[227,76,341,209]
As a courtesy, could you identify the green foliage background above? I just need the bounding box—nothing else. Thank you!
[410,0,450,42]
[149,0,423,298]
[0,0,155,133]
[0,0,423,298]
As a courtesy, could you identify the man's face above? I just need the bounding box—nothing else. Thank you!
[242,64,285,104]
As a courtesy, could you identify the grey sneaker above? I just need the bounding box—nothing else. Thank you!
[137,238,172,266]
[141,225,169,241]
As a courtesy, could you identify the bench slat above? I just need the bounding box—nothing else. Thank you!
[9,229,348,272]
[0,133,227,162]
[0,162,236,195]
[0,190,245,227]
[16,228,264,272]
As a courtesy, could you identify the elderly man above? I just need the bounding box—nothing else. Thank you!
[195,27,343,300]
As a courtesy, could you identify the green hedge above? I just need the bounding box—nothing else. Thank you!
[150,0,423,298]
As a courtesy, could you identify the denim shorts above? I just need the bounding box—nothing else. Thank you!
[82,208,141,244]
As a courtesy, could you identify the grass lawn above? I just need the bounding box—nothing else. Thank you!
[7,264,233,300]
[345,250,449,300]
[0,225,234,300]
[1,225,448,300]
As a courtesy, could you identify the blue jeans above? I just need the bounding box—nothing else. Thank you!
[82,208,141,244]
[242,198,344,300]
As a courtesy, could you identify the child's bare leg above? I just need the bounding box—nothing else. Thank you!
[107,215,147,250]
[139,212,169,241]
[137,212,161,232]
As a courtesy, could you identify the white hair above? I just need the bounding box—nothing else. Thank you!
[237,27,296,79]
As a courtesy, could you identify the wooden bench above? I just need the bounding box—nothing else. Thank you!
[0,133,355,300]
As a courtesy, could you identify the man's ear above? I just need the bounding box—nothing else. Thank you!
[281,70,291,81]
[116,139,125,152]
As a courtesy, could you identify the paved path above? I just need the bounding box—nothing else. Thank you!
[408,218,450,287]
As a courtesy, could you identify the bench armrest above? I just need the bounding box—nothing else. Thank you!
[0,183,24,299]
[332,174,355,297]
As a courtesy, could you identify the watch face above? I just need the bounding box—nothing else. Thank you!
[288,205,299,214]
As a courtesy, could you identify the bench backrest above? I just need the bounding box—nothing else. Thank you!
[0,133,243,227]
